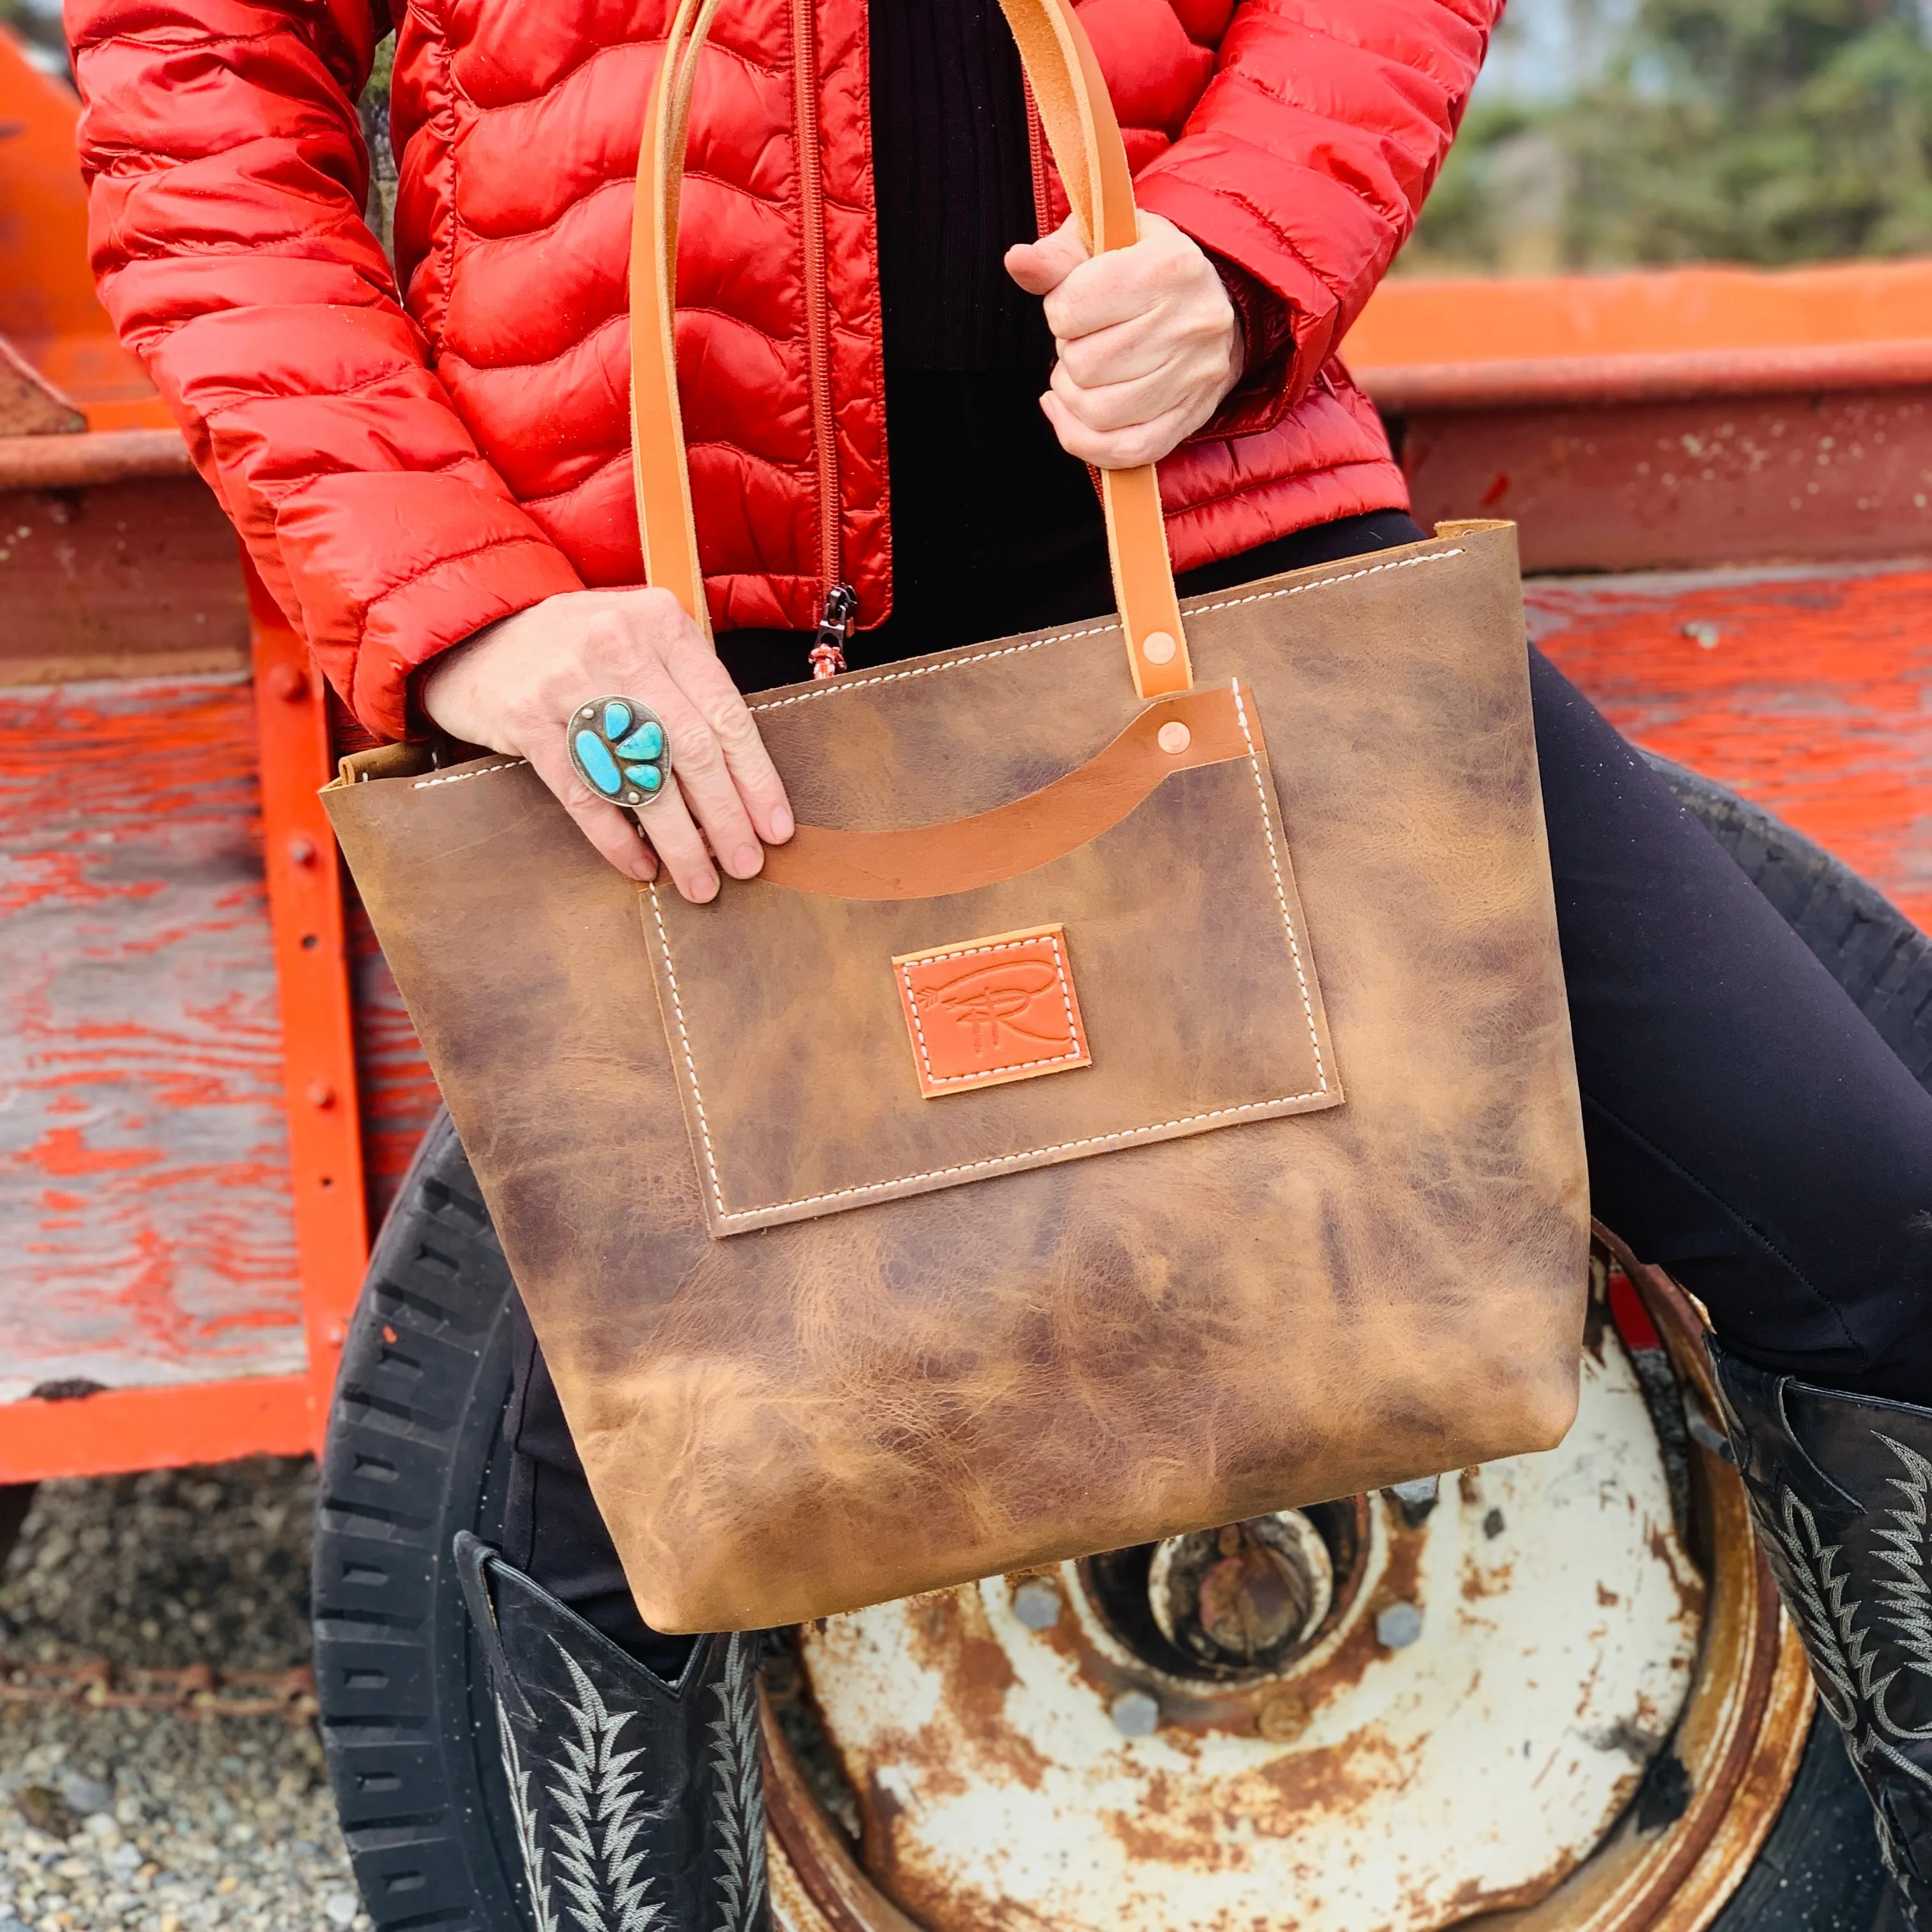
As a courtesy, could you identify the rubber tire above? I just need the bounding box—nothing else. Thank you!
[313,1114,526,1932]
[314,763,1907,1932]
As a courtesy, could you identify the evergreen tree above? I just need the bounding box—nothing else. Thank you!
[1407,0,1932,270]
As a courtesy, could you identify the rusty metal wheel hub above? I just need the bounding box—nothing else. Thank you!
[763,1264,1816,1932]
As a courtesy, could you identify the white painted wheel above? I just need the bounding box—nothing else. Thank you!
[762,1255,1815,1932]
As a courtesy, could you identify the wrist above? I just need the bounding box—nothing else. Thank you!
[1202,252,1298,438]
[413,601,543,741]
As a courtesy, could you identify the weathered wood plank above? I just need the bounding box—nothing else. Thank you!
[0,476,250,686]
[0,674,303,1399]
[1529,561,1932,931]
[1404,390,1932,574]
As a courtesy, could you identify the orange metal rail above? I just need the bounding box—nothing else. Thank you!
[248,570,373,1443]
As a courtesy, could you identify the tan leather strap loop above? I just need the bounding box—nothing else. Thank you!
[629,0,1192,694]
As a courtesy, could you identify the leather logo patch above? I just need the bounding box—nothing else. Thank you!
[893,924,1092,1099]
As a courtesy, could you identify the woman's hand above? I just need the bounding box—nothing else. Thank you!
[1006,211,1243,470]
[418,588,793,901]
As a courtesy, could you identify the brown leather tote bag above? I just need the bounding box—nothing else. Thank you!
[324,0,1590,1634]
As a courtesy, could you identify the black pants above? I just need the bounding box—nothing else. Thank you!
[503,370,1932,1671]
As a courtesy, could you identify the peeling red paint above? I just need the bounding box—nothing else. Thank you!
[0,674,302,1399]
[1529,562,1932,930]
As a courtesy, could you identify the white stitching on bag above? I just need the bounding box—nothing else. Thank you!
[648,887,733,1220]
[410,758,528,788]
[1232,680,1326,1093]
[650,673,1331,1224]
[399,546,1468,777]
[744,546,1464,716]
[1190,546,1462,620]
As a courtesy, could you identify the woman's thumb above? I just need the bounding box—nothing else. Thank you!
[1004,215,1089,296]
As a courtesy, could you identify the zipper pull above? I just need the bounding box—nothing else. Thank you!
[809,582,857,680]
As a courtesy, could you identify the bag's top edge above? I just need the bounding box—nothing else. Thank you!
[321,523,1513,786]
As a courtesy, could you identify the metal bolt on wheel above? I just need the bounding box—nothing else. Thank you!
[314,762,1905,1932]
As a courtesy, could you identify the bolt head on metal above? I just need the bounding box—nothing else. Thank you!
[1110,1689,1161,1737]
[1376,1602,1424,1650]
[1012,1579,1063,1630]
[1156,721,1192,755]
[1140,630,1178,666]
[1255,1692,1308,1743]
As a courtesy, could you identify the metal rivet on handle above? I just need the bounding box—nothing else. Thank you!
[1156,721,1191,755]
[1140,631,1177,666]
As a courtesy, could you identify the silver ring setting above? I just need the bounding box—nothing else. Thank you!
[567,697,672,809]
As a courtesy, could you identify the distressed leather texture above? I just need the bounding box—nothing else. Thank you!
[325,522,1591,1634]
[643,674,1337,1232]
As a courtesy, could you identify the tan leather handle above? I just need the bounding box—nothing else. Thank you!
[629,0,1193,696]
[760,685,1241,898]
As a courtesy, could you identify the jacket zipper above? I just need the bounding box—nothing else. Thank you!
[1023,83,1054,241]
[792,0,852,677]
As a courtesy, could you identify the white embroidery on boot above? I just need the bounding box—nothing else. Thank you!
[547,1645,663,1932]
[498,1697,562,1932]
[707,1634,768,1932]
[1873,1434,1932,1690]
[1763,1480,1932,1899]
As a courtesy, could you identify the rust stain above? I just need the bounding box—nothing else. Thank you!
[1249,1721,1413,1823]
[1462,1554,1516,1601]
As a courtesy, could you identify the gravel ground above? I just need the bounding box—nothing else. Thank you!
[0,1459,366,1932]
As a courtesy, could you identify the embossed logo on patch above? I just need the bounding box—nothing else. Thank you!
[893,924,1092,1099]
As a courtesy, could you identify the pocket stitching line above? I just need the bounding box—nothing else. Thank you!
[648,674,1332,1225]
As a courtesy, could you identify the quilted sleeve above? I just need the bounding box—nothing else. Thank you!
[68,0,583,740]
[1130,0,1503,420]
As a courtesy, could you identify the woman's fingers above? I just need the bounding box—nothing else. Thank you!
[620,679,762,887]
[1003,217,1089,296]
[1039,386,1197,470]
[1056,310,1169,390]
[1049,355,1193,434]
[535,688,728,905]
[529,707,728,906]
[417,585,796,894]
[524,739,659,885]
[634,783,723,902]
[665,641,795,847]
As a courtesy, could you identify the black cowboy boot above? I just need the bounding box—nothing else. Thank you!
[454,1532,769,1932]
[1708,1338,1932,1928]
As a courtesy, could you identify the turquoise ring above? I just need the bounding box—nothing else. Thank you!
[567,697,672,810]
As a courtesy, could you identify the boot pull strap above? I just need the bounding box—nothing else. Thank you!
[453,1531,535,1722]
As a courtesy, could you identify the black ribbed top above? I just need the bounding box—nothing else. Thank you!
[868,0,1055,372]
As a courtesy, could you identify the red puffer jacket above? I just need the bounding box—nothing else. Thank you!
[70,0,1498,740]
